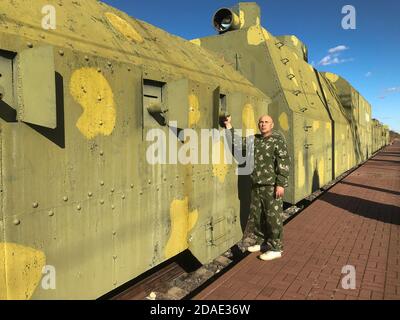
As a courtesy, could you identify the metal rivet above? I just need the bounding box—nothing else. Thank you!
[76,205,81,211]
[27,42,33,48]
[32,202,39,208]
[130,184,134,189]
[63,196,68,202]
[97,95,102,101]
[39,33,45,39]
[121,194,125,199]
[148,180,152,184]
[58,50,64,56]
[112,231,116,236]
[13,219,20,225]
[139,191,143,195]
[99,121,103,126]
[127,67,131,71]
[100,181,104,186]
[84,55,89,61]
[113,281,117,286]
[48,210,54,217]
[99,150,104,156]
[111,204,115,210]
[88,192,93,197]
[113,255,117,259]
[111,188,115,193]
[107,61,112,66]
[100,199,104,204]
[97,68,101,73]
[156,188,160,192]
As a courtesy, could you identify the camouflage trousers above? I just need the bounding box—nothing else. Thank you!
[249,185,283,251]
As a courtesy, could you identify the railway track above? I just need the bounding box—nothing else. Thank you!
[102,159,371,301]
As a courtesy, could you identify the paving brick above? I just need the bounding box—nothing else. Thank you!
[259,286,275,297]
[371,291,384,300]
[358,289,372,300]
[194,143,400,301]
[332,292,347,300]
[297,284,313,296]
[325,281,340,291]
[281,292,305,300]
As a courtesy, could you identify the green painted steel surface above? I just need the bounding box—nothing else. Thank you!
[0,0,267,299]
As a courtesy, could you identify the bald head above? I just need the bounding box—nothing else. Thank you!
[258,115,273,124]
[258,114,274,137]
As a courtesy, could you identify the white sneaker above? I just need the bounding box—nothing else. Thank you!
[259,250,282,261]
[247,244,261,253]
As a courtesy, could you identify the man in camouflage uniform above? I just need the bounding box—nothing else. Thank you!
[224,115,290,261]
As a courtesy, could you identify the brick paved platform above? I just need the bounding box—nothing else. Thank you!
[194,141,400,300]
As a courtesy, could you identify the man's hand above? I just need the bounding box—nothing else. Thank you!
[275,186,285,199]
[223,115,232,129]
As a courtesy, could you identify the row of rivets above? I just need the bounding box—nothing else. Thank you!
[18,200,134,225]
[25,182,138,217]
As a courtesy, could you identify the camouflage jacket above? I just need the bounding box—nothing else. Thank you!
[226,129,290,188]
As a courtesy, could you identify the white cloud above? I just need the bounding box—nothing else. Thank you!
[377,86,400,99]
[328,45,349,53]
[386,87,400,92]
[318,45,353,66]
[319,56,331,65]
[319,55,353,66]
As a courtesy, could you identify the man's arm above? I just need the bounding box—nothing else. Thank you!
[223,116,247,158]
[275,134,290,196]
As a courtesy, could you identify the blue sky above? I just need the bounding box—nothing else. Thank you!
[102,0,400,132]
